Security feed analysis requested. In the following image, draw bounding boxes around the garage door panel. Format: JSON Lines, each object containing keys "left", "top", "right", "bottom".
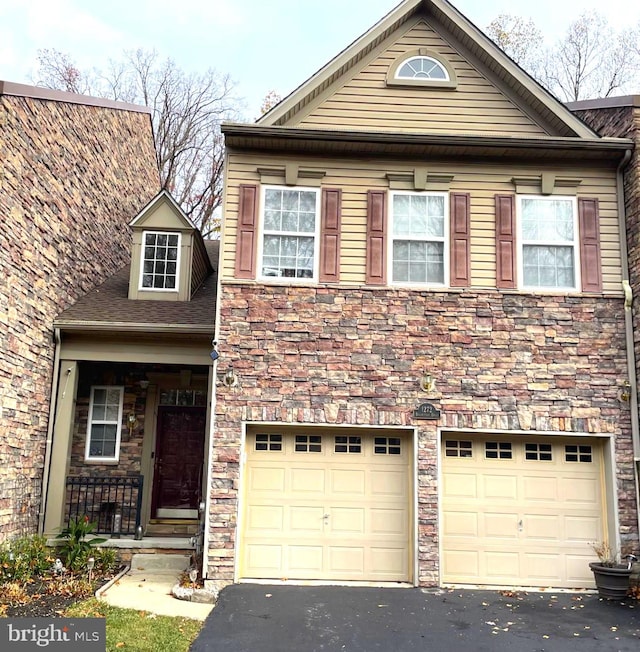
{"left": 249, "top": 467, "right": 286, "bottom": 492}
{"left": 522, "top": 476, "right": 558, "bottom": 501}
{"left": 290, "top": 506, "right": 325, "bottom": 533}
{"left": 485, "top": 551, "right": 519, "bottom": 578}
{"left": 328, "top": 547, "right": 364, "bottom": 573}
{"left": 371, "top": 508, "right": 407, "bottom": 535}
{"left": 442, "top": 511, "right": 478, "bottom": 536}
{"left": 370, "top": 470, "right": 406, "bottom": 497}
{"left": 246, "top": 505, "right": 284, "bottom": 532}
{"left": 523, "top": 553, "right": 562, "bottom": 581}
{"left": 245, "top": 544, "right": 283, "bottom": 573}
{"left": 443, "top": 550, "right": 479, "bottom": 579}
{"left": 289, "top": 546, "right": 324, "bottom": 574}
{"left": 331, "top": 508, "right": 365, "bottom": 534}
{"left": 443, "top": 473, "right": 478, "bottom": 498}
{"left": 442, "top": 435, "right": 605, "bottom": 589}
{"left": 524, "top": 515, "right": 561, "bottom": 540}
{"left": 484, "top": 513, "right": 519, "bottom": 538}
{"left": 370, "top": 548, "right": 408, "bottom": 575}
{"left": 561, "top": 478, "right": 599, "bottom": 504}
{"left": 291, "top": 468, "right": 325, "bottom": 493}
{"left": 483, "top": 475, "right": 518, "bottom": 500}
{"left": 331, "top": 469, "right": 365, "bottom": 495}
{"left": 563, "top": 515, "right": 601, "bottom": 542}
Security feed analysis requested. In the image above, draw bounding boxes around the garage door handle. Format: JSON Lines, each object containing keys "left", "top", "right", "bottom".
{"left": 518, "top": 520, "right": 523, "bottom": 532}
{"left": 323, "top": 513, "right": 330, "bottom": 520}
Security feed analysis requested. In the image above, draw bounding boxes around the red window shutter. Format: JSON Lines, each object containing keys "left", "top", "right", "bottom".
{"left": 319, "top": 188, "right": 342, "bottom": 283}
{"left": 495, "top": 195, "right": 516, "bottom": 289}
{"left": 366, "top": 190, "right": 387, "bottom": 285}
{"left": 578, "top": 197, "right": 602, "bottom": 292}
{"left": 450, "top": 192, "right": 471, "bottom": 287}
{"left": 234, "top": 185, "right": 258, "bottom": 279}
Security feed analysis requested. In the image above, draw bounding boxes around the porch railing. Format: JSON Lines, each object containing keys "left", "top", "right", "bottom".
{"left": 65, "top": 476, "right": 143, "bottom": 536}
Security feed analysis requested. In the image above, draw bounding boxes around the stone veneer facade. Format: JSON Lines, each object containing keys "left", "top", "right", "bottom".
{"left": 572, "top": 102, "right": 640, "bottom": 422}
{"left": 0, "top": 84, "right": 159, "bottom": 538}
{"left": 210, "top": 284, "right": 638, "bottom": 585}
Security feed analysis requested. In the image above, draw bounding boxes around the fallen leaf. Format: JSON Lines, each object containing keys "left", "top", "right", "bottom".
{"left": 611, "top": 626, "right": 618, "bottom": 631}
{"left": 116, "top": 643, "right": 125, "bottom": 649}
{"left": 543, "top": 635, "right": 549, "bottom": 639}
{"left": 265, "top": 593, "right": 272, "bottom": 598}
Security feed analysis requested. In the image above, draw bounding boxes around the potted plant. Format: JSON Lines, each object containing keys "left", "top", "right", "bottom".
{"left": 589, "top": 542, "right": 636, "bottom": 600}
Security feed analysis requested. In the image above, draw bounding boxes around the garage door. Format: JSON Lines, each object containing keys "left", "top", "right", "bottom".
{"left": 239, "top": 429, "right": 412, "bottom": 582}
{"left": 441, "top": 435, "right": 605, "bottom": 589}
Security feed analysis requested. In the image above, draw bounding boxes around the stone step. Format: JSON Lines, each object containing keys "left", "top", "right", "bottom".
{"left": 145, "top": 521, "right": 199, "bottom": 537}
{"left": 130, "top": 553, "right": 191, "bottom": 573}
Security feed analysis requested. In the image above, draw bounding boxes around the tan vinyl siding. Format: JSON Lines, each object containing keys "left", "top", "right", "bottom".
{"left": 221, "top": 153, "right": 622, "bottom": 295}
{"left": 295, "top": 20, "right": 549, "bottom": 137}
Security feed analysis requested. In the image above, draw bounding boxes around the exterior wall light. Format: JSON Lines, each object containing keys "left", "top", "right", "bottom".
{"left": 620, "top": 380, "right": 632, "bottom": 402}
{"left": 223, "top": 366, "right": 238, "bottom": 388}
{"left": 127, "top": 413, "right": 138, "bottom": 436}
{"left": 420, "top": 372, "right": 435, "bottom": 393}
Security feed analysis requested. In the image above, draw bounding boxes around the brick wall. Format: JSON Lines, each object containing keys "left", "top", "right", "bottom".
{"left": 0, "top": 91, "right": 159, "bottom": 538}
{"left": 210, "top": 284, "right": 638, "bottom": 585}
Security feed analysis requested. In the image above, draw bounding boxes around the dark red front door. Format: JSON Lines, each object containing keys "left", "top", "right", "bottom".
{"left": 152, "top": 407, "right": 206, "bottom": 517}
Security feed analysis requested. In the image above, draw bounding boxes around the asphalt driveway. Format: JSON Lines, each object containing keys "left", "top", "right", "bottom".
{"left": 190, "top": 584, "right": 640, "bottom": 652}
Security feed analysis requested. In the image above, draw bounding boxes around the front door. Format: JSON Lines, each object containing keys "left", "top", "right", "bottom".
{"left": 152, "top": 406, "right": 206, "bottom": 519}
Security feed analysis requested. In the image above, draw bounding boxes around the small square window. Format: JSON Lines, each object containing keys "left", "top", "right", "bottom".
{"left": 295, "top": 435, "right": 322, "bottom": 453}
{"left": 335, "top": 436, "right": 361, "bottom": 453}
{"left": 445, "top": 440, "right": 473, "bottom": 458}
{"left": 485, "top": 442, "right": 512, "bottom": 459}
{"left": 139, "top": 231, "right": 181, "bottom": 291}
{"left": 565, "top": 444, "right": 592, "bottom": 463}
{"left": 374, "top": 437, "right": 401, "bottom": 455}
{"left": 255, "top": 434, "right": 282, "bottom": 452}
{"left": 525, "top": 443, "right": 553, "bottom": 461}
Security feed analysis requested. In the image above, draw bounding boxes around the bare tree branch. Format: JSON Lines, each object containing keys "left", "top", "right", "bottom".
{"left": 34, "top": 48, "right": 240, "bottom": 237}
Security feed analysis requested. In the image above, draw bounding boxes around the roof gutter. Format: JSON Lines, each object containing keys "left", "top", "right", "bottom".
{"left": 222, "top": 123, "right": 633, "bottom": 154}
{"left": 53, "top": 321, "right": 214, "bottom": 334}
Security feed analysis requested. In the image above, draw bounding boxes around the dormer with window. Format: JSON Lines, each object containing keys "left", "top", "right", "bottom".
{"left": 128, "top": 190, "right": 212, "bottom": 301}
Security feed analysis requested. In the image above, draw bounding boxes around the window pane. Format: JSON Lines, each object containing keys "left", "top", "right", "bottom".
{"left": 265, "top": 189, "right": 282, "bottom": 210}
{"left": 523, "top": 245, "right": 575, "bottom": 288}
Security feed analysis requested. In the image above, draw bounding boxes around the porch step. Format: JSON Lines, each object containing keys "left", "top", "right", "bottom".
{"left": 130, "top": 553, "right": 191, "bottom": 573}
{"left": 146, "top": 520, "right": 199, "bottom": 537}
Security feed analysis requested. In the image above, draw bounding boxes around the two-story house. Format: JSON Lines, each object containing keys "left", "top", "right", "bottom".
{"left": 0, "top": 81, "right": 159, "bottom": 539}
{"left": 208, "top": 0, "right": 639, "bottom": 591}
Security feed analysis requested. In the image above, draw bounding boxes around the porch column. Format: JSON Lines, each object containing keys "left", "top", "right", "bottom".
{"left": 42, "top": 360, "right": 79, "bottom": 536}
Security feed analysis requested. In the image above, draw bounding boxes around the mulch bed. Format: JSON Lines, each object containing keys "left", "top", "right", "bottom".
{"left": 1, "top": 571, "right": 122, "bottom": 618}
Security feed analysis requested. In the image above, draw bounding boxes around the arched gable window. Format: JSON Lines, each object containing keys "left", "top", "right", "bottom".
{"left": 387, "top": 50, "right": 457, "bottom": 89}
{"left": 396, "top": 56, "right": 448, "bottom": 81}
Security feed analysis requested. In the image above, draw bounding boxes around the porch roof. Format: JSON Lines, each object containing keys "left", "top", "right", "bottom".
{"left": 55, "top": 241, "right": 218, "bottom": 333}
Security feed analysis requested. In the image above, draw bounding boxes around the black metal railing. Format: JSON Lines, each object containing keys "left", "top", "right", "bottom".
{"left": 65, "top": 476, "right": 143, "bottom": 536}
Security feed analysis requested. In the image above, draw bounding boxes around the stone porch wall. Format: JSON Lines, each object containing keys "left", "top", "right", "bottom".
{"left": 0, "top": 92, "right": 159, "bottom": 538}
{"left": 208, "top": 284, "right": 639, "bottom": 586}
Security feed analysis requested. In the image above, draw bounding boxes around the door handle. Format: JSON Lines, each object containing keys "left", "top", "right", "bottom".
{"left": 518, "top": 519, "right": 523, "bottom": 532}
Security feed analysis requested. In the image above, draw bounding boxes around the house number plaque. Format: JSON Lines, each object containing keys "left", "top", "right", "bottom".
{"left": 413, "top": 403, "right": 441, "bottom": 420}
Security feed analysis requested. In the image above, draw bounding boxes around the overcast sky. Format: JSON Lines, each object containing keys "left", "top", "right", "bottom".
{"left": 1, "top": 0, "right": 639, "bottom": 118}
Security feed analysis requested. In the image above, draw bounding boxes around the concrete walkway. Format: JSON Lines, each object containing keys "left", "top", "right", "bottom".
{"left": 98, "top": 554, "right": 214, "bottom": 621}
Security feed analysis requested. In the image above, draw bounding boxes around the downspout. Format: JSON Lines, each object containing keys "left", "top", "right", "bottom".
{"left": 616, "top": 149, "right": 640, "bottom": 542}
{"left": 38, "top": 328, "right": 62, "bottom": 534}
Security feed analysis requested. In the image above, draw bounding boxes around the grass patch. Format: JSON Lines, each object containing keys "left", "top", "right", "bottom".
{"left": 65, "top": 598, "right": 203, "bottom": 652}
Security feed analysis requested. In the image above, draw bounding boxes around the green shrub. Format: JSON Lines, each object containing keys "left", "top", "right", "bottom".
{"left": 55, "top": 516, "right": 107, "bottom": 569}
{"left": 0, "top": 534, "right": 54, "bottom": 582}
{"left": 69, "top": 546, "right": 118, "bottom": 574}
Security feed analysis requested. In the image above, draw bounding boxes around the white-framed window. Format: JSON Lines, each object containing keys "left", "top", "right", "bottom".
{"left": 259, "top": 186, "right": 320, "bottom": 281}
{"left": 389, "top": 191, "right": 448, "bottom": 286}
{"left": 396, "top": 56, "right": 449, "bottom": 81}
{"left": 139, "top": 231, "right": 181, "bottom": 291}
{"left": 518, "top": 196, "right": 579, "bottom": 290}
{"left": 85, "top": 386, "right": 124, "bottom": 462}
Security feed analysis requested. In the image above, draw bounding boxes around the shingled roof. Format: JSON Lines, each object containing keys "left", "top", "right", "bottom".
{"left": 55, "top": 240, "right": 219, "bottom": 333}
